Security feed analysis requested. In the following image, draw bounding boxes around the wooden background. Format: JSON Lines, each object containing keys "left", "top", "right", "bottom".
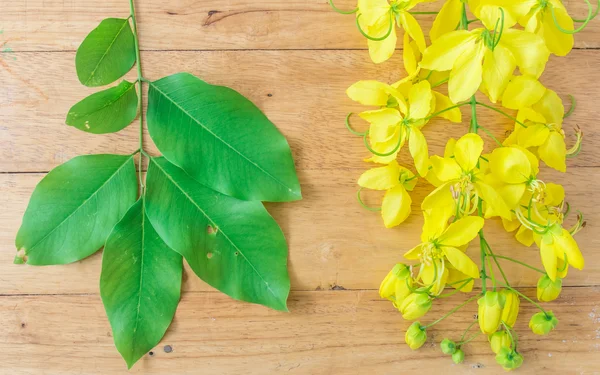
{"left": 1, "top": 0, "right": 599, "bottom": 373}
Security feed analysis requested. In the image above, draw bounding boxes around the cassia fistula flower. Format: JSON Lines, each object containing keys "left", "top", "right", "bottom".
{"left": 478, "top": 291, "right": 506, "bottom": 334}
{"left": 379, "top": 263, "right": 412, "bottom": 300}
{"left": 398, "top": 292, "right": 432, "bottom": 320}
{"left": 358, "top": 161, "right": 417, "bottom": 228}
{"left": 405, "top": 321, "right": 427, "bottom": 350}
{"left": 500, "top": 289, "right": 520, "bottom": 327}
{"left": 529, "top": 311, "right": 558, "bottom": 335}
{"left": 537, "top": 274, "right": 562, "bottom": 302}
{"left": 489, "top": 331, "right": 512, "bottom": 354}
{"left": 533, "top": 224, "right": 584, "bottom": 281}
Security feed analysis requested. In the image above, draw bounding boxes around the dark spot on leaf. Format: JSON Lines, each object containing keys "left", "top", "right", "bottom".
{"left": 149, "top": 351, "right": 154, "bottom": 356}
{"left": 208, "top": 10, "right": 221, "bottom": 16}
{"left": 164, "top": 345, "right": 173, "bottom": 353}
{"left": 267, "top": 93, "right": 273, "bottom": 97}
{"left": 206, "top": 252, "right": 213, "bottom": 259}
{"left": 234, "top": 251, "right": 239, "bottom": 256}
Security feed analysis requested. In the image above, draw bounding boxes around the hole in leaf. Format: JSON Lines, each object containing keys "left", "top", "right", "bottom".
{"left": 206, "top": 252, "right": 213, "bottom": 259}
{"left": 234, "top": 251, "right": 239, "bottom": 256}
{"left": 207, "top": 225, "right": 218, "bottom": 235}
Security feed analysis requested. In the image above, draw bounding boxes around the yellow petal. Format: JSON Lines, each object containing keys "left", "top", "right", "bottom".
{"left": 442, "top": 246, "right": 480, "bottom": 279}
{"left": 532, "top": 89, "right": 564, "bottom": 129}
{"left": 517, "top": 123, "right": 550, "bottom": 148}
{"left": 360, "top": 108, "right": 402, "bottom": 143}
{"left": 496, "top": 182, "right": 527, "bottom": 210}
{"left": 538, "top": 132, "right": 566, "bottom": 173}
{"left": 544, "top": 183, "right": 565, "bottom": 206}
{"left": 408, "top": 80, "right": 433, "bottom": 120}
{"left": 438, "top": 216, "right": 484, "bottom": 247}
{"left": 368, "top": 20, "right": 398, "bottom": 64}
{"left": 430, "top": 0, "right": 463, "bottom": 41}
{"left": 502, "top": 215, "right": 521, "bottom": 232}
{"left": 500, "top": 28, "right": 550, "bottom": 78}
{"left": 432, "top": 92, "right": 462, "bottom": 123}
{"left": 408, "top": 127, "right": 430, "bottom": 177}
{"left": 539, "top": 236, "right": 558, "bottom": 281}
{"left": 366, "top": 129, "right": 404, "bottom": 164}
{"left": 430, "top": 155, "right": 462, "bottom": 182}
{"left": 420, "top": 30, "right": 478, "bottom": 71}
{"left": 474, "top": 3, "right": 518, "bottom": 30}
{"left": 444, "top": 138, "right": 457, "bottom": 158}
{"left": 502, "top": 75, "right": 546, "bottom": 110}
{"left": 541, "top": 4, "right": 574, "bottom": 56}
{"left": 448, "top": 41, "right": 485, "bottom": 103}
{"left": 399, "top": 11, "right": 426, "bottom": 52}
{"left": 358, "top": 160, "right": 401, "bottom": 190}
{"left": 382, "top": 185, "right": 412, "bottom": 228}
{"left": 421, "top": 185, "right": 456, "bottom": 234}
{"left": 402, "top": 32, "right": 419, "bottom": 76}
{"left": 446, "top": 267, "right": 475, "bottom": 292}
{"left": 404, "top": 243, "right": 423, "bottom": 260}
{"left": 489, "top": 147, "right": 532, "bottom": 184}
{"left": 482, "top": 45, "right": 516, "bottom": 103}
{"left": 554, "top": 228, "right": 584, "bottom": 270}
{"left": 515, "top": 225, "right": 534, "bottom": 247}
{"left": 358, "top": 0, "right": 391, "bottom": 25}
{"left": 455, "top": 133, "right": 484, "bottom": 172}
{"left": 475, "top": 181, "right": 512, "bottom": 220}
{"left": 347, "top": 80, "right": 392, "bottom": 106}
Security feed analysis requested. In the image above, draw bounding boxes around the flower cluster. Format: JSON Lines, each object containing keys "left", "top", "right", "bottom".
{"left": 331, "top": 0, "right": 597, "bottom": 370}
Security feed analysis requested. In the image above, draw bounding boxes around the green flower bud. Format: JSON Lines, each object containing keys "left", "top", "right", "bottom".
{"left": 452, "top": 349, "right": 465, "bottom": 364}
{"left": 398, "top": 292, "right": 432, "bottom": 320}
{"left": 379, "top": 263, "right": 411, "bottom": 300}
{"left": 405, "top": 322, "right": 427, "bottom": 350}
{"left": 537, "top": 275, "right": 562, "bottom": 302}
{"left": 478, "top": 291, "right": 506, "bottom": 334}
{"left": 440, "top": 338, "right": 457, "bottom": 355}
{"left": 529, "top": 311, "right": 558, "bottom": 335}
{"left": 500, "top": 289, "right": 520, "bottom": 327}
{"left": 489, "top": 331, "right": 512, "bottom": 354}
{"left": 495, "top": 347, "right": 524, "bottom": 371}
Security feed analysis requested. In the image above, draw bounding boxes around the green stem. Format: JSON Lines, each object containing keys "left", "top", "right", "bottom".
{"left": 572, "top": 0, "right": 600, "bottom": 22}
{"left": 328, "top": 0, "right": 358, "bottom": 14}
{"left": 423, "top": 102, "right": 470, "bottom": 121}
{"left": 482, "top": 238, "right": 510, "bottom": 285}
{"left": 478, "top": 201, "right": 488, "bottom": 294}
{"left": 564, "top": 94, "right": 576, "bottom": 118}
{"left": 431, "top": 77, "right": 449, "bottom": 88}
{"left": 345, "top": 112, "right": 367, "bottom": 136}
{"left": 129, "top": 0, "right": 144, "bottom": 192}
{"left": 492, "top": 255, "right": 546, "bottom": 274}
{"left": 469, "top": 96, "right": 479, "bottom": 133}
{"left": 410, "top": 11, "right": 439, "bottom": 15}
{"left": 424, "top": 294, "right": 481, "bottom": 329}
{"left": 552, "top": 0, "right": 595, "bottom": 33}
{"left": 356, "top": 188, "right": 382, "bottom": 212}
{"left": 476, "top": 101, "right": 528, "bottom": 128}
{"left": 460, "top": 320, "right": 477, "bottom": 342}
{"left": 478, "top": 125, "right": 503, "bottom": 147}
{"left": 501, "top": 321, "right": 518, "bottom": 351}
{"left": 459, "top": 331, "right": 482, "bottom": 346}
{"left": 504, "top": 285, "right": 549, "bottom": 315}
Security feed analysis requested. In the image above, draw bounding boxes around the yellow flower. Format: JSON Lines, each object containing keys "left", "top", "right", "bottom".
{"left": 537, "top": 274, "right": 562, "bottom": 302}
{"left": 358, "top": 80, "right": 434, "bottom": 174}
{"left": 500, "top": 289, "right": 520, "bottom": 327}
{"left": 379, "top": 263, "right": 412, "bottom": 300}
{"left": 503, "top": 78, "right": 568, "bottom": 172}
{"left": 534, "top": 224, "right": 584, "bottom": 281}
{"left": 398, "top": 292, "right": 432, "bottom": 320}
{"left": 420, "top": 22, "right": 550, "bottom": 103}
{"left": 404, "top": 214, "right": 483, "bottom": 280}
{"left": 529, "top": 311, "right": 558, "bottom": 335}
{"left": 478, "top": 291, "right": 505, "bottom": 334}
{"left": 489, "top": 331, "right": 512, "bottom": 354}
{"left": 423, "top": 133, "right": 512, "bottom": 220}
{"left": 357, "top": 0, "right": 428, "bottom": 63}
{"left": 358, "top": 161, "right": 417, "bottom": 228}
{"left": 405, "top": 321, "right": 427, "bottom": 350}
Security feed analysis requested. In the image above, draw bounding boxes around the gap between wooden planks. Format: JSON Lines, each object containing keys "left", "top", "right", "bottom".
{"left": 1, "top": 288, "right": 600, "bottom": 374}
{"left": 0, "top": 0, "right": 598, "bottom": 51}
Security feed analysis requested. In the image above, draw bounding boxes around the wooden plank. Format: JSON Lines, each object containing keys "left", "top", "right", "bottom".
{"left": 0, "top": 50, "right": 599, "bottom": 173}
{"left": 0, "top": 0, "right": 599, "bottom": 52}
{"left": 1, "top": 166, "right": 598, "bottom": 295}
{"left": 0, "top": 288, "right": 599, "bottom": 374}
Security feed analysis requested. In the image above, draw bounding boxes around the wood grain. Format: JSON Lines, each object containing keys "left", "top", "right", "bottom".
{"left": 1, "top": 50, "right": 599, "bottom": 173}
{"left": 0, "top": 0, "right": 598, "bottom": 52}
{"left": 1, "top": 288, "right": 599, "bottom": 374}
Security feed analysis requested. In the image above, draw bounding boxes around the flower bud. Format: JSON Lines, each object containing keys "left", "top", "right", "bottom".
{"left": 537, "top": 275, "right": 562, "bottom": 302}
{"left": 379, "top": 263, "right": 411, "bottom": 300}
{"left": 440, "top": 338, "right": 457, "bottom": 355}
{"left": 500, "top": 289, "right": 520, "bottom": 327}
{"left": 529, "top": 311, "right": 558, "bottom": 335}
{"left": 452, "top": 349, "right": 465, "bottom": 364}
{"left": 398, "top": 293, "right": 432, "bottom": 320}
{"left": 405, "top": 322, "right": 427, "bottom": 350}
{"left": 477, "top": 291, "right": 506, "bottom": 334}
{"left": 489, "top": 331, "right": 511, "bottom": 354}
{"left": 495, "top": 347, "right": 524, "bottom": 371}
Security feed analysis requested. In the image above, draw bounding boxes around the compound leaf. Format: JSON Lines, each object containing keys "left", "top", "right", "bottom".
{"left": 100, "top": 198, "right": 182, "bottom": 369}
{"left": 76, "top": 18, "right": 136, "bottom": 87}
{"left": 147, "top": 72, "right": 301, "bottom": 202}
{"left": 145, "top": 157, "right": 290, "bottom": 311}
{"left": 15, "top": 154, "right": 138, "bottom": 265}
{"left": 66, "top": 80, "right": 138, "bottom": 134}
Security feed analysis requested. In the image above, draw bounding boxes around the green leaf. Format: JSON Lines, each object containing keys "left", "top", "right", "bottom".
{"left": 100, "top": 198, "right": 182, "bottom": 369}
{"left": 76, "top": 18, "right": 136, "bottom": 87}
{"left": 66, "top": 80, "right": 138, "bottom": 134}
{"left": 145, "top": 157, "right": 290, "bottom": 311}
{"left": 15, "top": 154, "right": 138, "bottom": 265}
{"left": 147, "top": 72, "right": 301, "bottom": 202}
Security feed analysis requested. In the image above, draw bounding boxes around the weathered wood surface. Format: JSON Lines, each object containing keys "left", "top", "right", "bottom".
{"left": 1, "top": 0, "right": 600, "bottom": 373}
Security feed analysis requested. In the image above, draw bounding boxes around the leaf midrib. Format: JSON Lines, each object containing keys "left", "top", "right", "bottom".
{"left": 129, "top": 197, "right": 146, "bottom": 367}
{"left": 83, "top": 19, "right": 130, "bottom": 86}
{"left": 149, "top": 81, "right": 297, "bottom": 196}
{"left": 150, "top": 158, "right": 282, "bottom": 306}
{"left": 23, "top": 155, "right": 134, "bottom": 255}
{"left": 70, "top": 82, "right": 135, "bottom": 122}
